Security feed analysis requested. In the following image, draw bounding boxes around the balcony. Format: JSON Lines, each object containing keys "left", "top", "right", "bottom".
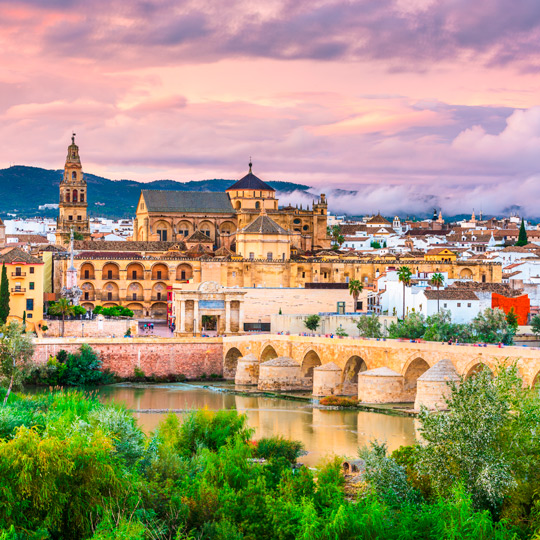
{"left": 151, "top": 296, "right": 167, "bottom": 302}
{"left": 11, "top": 288, "right": 26, "bottom": 294}
{"left": 151, "top": 275, "right": 168, "bottom": 281}
{"left": 11, "top": 272, "right": 26, "bottom": 277}
{"left": 126, "top": 295, "right": 145, "bottom": 302}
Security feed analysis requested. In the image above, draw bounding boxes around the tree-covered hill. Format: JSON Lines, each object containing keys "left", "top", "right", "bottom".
{"left": 0, "top": 165, "right": 310, "bottom": 219}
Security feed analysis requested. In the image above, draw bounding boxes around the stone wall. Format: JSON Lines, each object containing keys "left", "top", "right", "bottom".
{"left": 270, "top": 314, "right": 397, "bottom": 335}
{"left": 33, "top": 337, "right": 223, "bottom": 378}
{"left": 42, "top": 318, "right": 138, "bottom": 338}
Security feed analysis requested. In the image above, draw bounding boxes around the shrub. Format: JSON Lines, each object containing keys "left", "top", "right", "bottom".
{"left": 254, "top": 436, "right": 304, "bottom": 464}
{"left": 356, "top": 314, "right": 382, "bottom": 338}
{"left": 304, "top": 314, "right": 321, "bottom": 332}
{"left": 319, "top": 396, "right": 358, "bottom": 407}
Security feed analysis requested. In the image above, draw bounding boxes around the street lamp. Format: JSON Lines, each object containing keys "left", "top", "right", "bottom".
{"left": 81, "top": 322, "right": 84, "bottom": 338}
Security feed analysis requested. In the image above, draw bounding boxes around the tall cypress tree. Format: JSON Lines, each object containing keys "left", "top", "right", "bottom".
{"left": 516, "top": 219, "right": 528, "bottom": 247}
{"left": 0, "top": 262, "right": 9, "bottom": 324}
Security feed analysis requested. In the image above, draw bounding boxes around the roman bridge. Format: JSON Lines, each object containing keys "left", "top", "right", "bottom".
{"left": 223, "top": 335, "right": 540, "bottom": 408}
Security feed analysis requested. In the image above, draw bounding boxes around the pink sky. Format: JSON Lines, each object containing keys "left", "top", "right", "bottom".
{"left": 2, "top": 0, "right": 540, "bottom": 215}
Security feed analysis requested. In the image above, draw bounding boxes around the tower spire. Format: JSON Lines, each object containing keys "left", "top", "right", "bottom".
{"left": 249, "top": 157, "right": 252, "bottom": 173}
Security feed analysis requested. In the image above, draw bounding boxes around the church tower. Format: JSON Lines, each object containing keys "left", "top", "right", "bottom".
{"left": 57, "top": 134, "right": 90, "bottom": 245}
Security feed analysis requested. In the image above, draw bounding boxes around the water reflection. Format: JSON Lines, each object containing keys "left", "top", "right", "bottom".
{"left": 98, "top": 383, "right": 416, "bottom": 466}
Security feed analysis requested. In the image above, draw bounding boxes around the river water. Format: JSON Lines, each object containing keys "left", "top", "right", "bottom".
{"left": 98, "top": 383, "right": 416, "bottom": 465}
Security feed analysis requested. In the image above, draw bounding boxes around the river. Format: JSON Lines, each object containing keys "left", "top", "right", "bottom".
{"left": 98, "top": 383, "right": 416, "bottom": 465}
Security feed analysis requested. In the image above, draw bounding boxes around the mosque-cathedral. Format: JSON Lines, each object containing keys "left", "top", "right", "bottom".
{"left": 54, "top": 137, "right": 501, "bottom": 321}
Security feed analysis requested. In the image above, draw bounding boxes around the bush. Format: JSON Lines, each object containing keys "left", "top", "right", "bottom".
{"left": 319, "top": 396, "right": 358, "bottom": 407}
{"left": 304, "top": 314, "right": 321, "bottom": 332}
{"left": 356, "top": 314, "right": 382, "bottom": 338}
{"left": 253, "top": 436, "right": 304, "bottom": 464}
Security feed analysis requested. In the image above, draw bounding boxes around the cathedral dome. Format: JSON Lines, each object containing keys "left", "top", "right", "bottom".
{"left": 227, "top": 162, "right": 275, "bottom": 192}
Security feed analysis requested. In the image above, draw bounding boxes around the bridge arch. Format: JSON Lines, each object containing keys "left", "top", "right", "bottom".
{"left": 301, "top": 350, "right": 321, "bottom": 378}
{"left": 342, "top": 355, "right": 368, "bottom": 384}
{"left": 463, "top": 359, "right": 493, "bottom": 379}
{"left": 260, "top": 344, "right": 278, "bottom": 363}
{"left": 403, "top": 357, "right": 430, "bottom": 398}
{"left": 224, "top": 347, "right": 242, "bottom": 379}
{"left": 532, "top": 370, "right": 540, "bottom": 388}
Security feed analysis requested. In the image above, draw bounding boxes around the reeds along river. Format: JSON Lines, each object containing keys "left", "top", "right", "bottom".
{"left": 97, "top": 383, "right": 416, "bottom": 465}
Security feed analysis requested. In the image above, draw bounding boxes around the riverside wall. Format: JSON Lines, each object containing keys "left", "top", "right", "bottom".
{"left": 33, "top": 337, "right": 223, "bottom": 378}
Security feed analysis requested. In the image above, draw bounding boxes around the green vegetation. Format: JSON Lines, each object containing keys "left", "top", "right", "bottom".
{"left": 397, "top": 266, "right": 412, "bottom": 319}
{"left": 26, "top": 345, "right": 115, "bottom": 387}
{"left": 388, "top": 307, "right": 515, "bottom": 344}
{"left": 335, "top": 325, "right": 348, "bottom": 337}
{"left": 0, "top": 322, "right": 34, "bottom": 405}
{"left": 0, "top": 263, "right": 9, "bottom": 325}
{"left": 347, "top": 279, "right": 363, "bottom": 310}
{"left": 429, "top": 272, "right": 445, "bottom": 312}
{"left": 356, "top": 314, "right": 383, "bottom": 338}
{"left": 48, "top": 298, "right": 76, "bottom": 337}
{"left": 531, "top": 314, "right": 540, "bottom": 337}
{"left": 370, "top": 240, "right": 381, "bottom": 249}
{"left": 93, "top": 305, "right": 134, "bottom": 318}
{"left": 0, "top": 378, "right": 537, "bottom": 539}
{"left": 506, "top": 307, "right": 519, "bottom": 333}
{"left": 304, "top": 314, "right": 321, "bottom": 331}
{"left": 328, "top": 225, "right": 344, "bottom": 247}
{"left": 516, "top": 218, "right": 528, "bottom": 246}
{"left": 319, "top": 396, "right": 359, "bottom": 407}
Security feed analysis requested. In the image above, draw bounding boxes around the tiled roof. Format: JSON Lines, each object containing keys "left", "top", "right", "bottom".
{"left": 74, "top": 240, "right": 182, "bottom": 251}
{"left": 242, "top": 214, "right": 288, "bottom": 235}
{"left": 78, "top": 251, "right": 143, "bottom": 259}
{"left": 0, "top": 247, "right": 42, "bottom": 264}
{"left": 142, "top": 190, "right": 234, "bottom": 213}
{"left": 424, "top": 289, "right": 478, "bottom": 301}
{"left": 186, "top": 230, "right": 213, "bottom": 243}
{"left": 449, "top": 281, "right": 524, "bottom": 297}
{"left": 367, "top": 213, "right": 391, "bottom": 225}
{"left": 227, "top": 167, "right": 275, "bottom": 192}
{"left": 6, "top": 234, "right": 49, "bottom": 243}
{"left": 426, "top": 247, "right": 456, "bottom": 255}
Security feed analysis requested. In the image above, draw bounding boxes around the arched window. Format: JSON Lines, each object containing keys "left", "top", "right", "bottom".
{"left": 255, "top": 201, "right": 261, "bottom": 209}
{"left": 80, "top": 192, "right": 85, "bottom": 203}
{"left": 72, "top": 171, "right": 77, "bottom": 180}
{"left": 235, "top": 201, "right": 241, "bottom": 210}
{"left": 66, "top": 191, "right": 71, "bottom": 202}
{"left": 72, "top": 189, "right": 78, "bottom": 202}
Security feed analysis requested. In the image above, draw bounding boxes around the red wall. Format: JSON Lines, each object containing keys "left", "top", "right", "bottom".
{"left": 492, "top": 293, "right": 530, "bottom": 325}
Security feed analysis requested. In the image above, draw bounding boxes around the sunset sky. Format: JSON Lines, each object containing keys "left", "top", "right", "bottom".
{"left": 2, "top": 0, "right": 540, "bottom": 215}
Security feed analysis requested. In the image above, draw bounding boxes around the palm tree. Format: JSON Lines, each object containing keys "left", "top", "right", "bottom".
{"left": 348, "top": 279, "right": 363, "bottom": 311}
{"left": 49, "top": 298, "right": 75, "bottom": 337}
{"left": 430, "top": 273, "right": 445, "bottom": 313}
{"left": 397, "top": 266, "right": 412, "bottom": 319}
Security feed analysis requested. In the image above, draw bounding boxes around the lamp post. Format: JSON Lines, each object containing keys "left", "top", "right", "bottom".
{"left": 81, "top": 322, "right": 84, "bottom": 338}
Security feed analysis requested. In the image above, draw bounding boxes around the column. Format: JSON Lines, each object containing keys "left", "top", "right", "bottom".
{"left": 180, "top": 300, "right": 186, "bottom": 333}
{"left": 193, "top": 300, "right": 199, "bottom": 335}
{"left": 225, "top": 300, "right": 231, "bottom": 333}
{"left": 238, "top": 300, "right": 244, "bottom": 334}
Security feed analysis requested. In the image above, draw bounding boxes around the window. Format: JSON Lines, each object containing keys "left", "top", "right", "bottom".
{"left": 158, "top": 229, "right": 168, "bottom": 241}
{"left": 107, "top": 292, "right": 112, "bottom": 301}
{"left": 444, "top": 303, "right": 447, "bottom": 308}
{"left": 107, "top": 270, "right": 113, "bottom": 279}
{"left": 249, "top": 252, "right": 255, "bottom": 260}
{"left": 232, "top": 271, "right": 236, "bottom": 277}
{"left": 69, "top": 215, "right": 73, "bottom": 221}
{"left": 27, "top": 313, "right": 32, "bottom": 318}
{"left": 80, "top": 192, "right": 85, "bottom": 202}
{"left": 72, "top": 171, "right": 76, "bottom": 179}
{"left": 457, "top": 303, "right": 461, "bottom": 307}
{"left": 255, "top": 201, "right": 260, "bottom": 209}
{"left": 202, "top": 229, "right": 210, "bottom": 237}
{"left": 157, "top": 292, "right": 162, "bottom": 300}
{"left": 467, "top": 303, "right": 472, "bottom": 307}
{"left": 356, "top": 301, "right": 363, "bottom": 311}
{"left": 84, "top": 270, "right": 89, "bottom": 278}
{"left": 84, "top": 292, "right": 89, "bottom": 300}
{"left": 156, "top": 270, "right": 162, "bottom": 279}
{"left": 181, "top": 271, "right": 186, "bottom": 280}
{"left": 132, "top": 293, "right": 137, "bottom": 300}
{"left": 302, "top": 272, "right": 306, "bottom": 278}
{"left": 29, "top": 267, "right": 34, "bottom": 274}
{"left": 15, "top": 267, "right": 22, "bottom": 276}
{"left": 26, "top": 299, "right": 34, "bottom": 311}
{"left": 267, "top": 252, "right": 273, "bottom": 260}
{"left": 131, "top": 271, "right": 137, "bottom": 279}
{"left": 77, "top": 215, "right": 82, "bottom": 221}
{"left": 29, "top": 282, "right": 34, "bottom": 290}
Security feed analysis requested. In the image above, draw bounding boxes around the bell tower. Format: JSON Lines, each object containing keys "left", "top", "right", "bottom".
{"left": 57, "top": 133, "right": 90, "bottom": 245}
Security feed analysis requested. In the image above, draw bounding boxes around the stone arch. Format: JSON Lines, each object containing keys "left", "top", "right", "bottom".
{"left": 176, "top": 263, "right": 193, "bottom": 281}
{"left": 176, "top": 220, "right": 193, "bottom": 238}
{"left": 151, "top": 281, "right": 168, "bottom": 301}
{"left": 150, "top": 302, "right": 167, "bottom": 319}
{"left": 127, "top": 281, "right": 144, "bottom": 301}
{"left": 224, "top": 347, "right": 242, "bottom": 379}
{"left": 342, "top": 355, "right": 368, "bottom": 384}
{"left": 72, "top": 189, "right": 78, "bottom": 202}
{"left": 460, "top": 268, "right": 473, "bottom": 279}
{"left": 126, "top": 262, "right": 145, "bottom": 280}
{"left": 151, "top": 263, "right": 169, "bottom": 280}
{"left": 102, "top": 302, "right": 118, "bottom": 308}
{"left": 198, "top": 220, "right": 215, "bottom": 240}
{"left": 301, "top": 350, "right": 322, "bottom": 378}
{"left": 532, "top": 370, "right": 540, "bottom": 388}
{"left": 101, "top": 262, "right": 120, "bottom": 280}
{"left": 235, "top": 201, "right": 241, "bottom": 210}
{"left": 80, "top": 262, "right": 95, "bottom": 280}
{"left": 81, "top": 282, "right": 95, "bottom": 302}
{"left": 81, "top": 302, "right": 94, "bottom": 311}
{"left": 126, "top": 303, "right": 144, "bottom": 318}
{"left": 403, "top": 357, "right": 430, "bottom": 395}
{"left": 260, "top": 344, "right": 278, "bottom": 363}
{"left": 102, "top": 281, "right": 119, "bottom": 301}
{"left": 465, "top": 361, "right": 493, "bottom": 379}
{"left": 219, "top": 221, "right": 236, "bottom": 235}
{"left": 154, "top": 219, "right": 173, "bottom": 242}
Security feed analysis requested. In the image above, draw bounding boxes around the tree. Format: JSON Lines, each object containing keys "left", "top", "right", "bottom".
{"left": 531, "top": 314, "right": 540, "bottom": 337}
{"left": 73, "top": 230, "right": 84, "bottom": 241}
{"left": 304, "top": 314, "right": 320, "bottom": 332}
{"left": 48, "top": 298, "right": 75, "bottom": 337}
{"left": 397, "top": 266, "right": 412, "bottom": 319}
{"left": 516, "top": 218, "right": 528, "bottom": 247}
{"left": 471, "top": 307, "right": 513, "bottom": 344}
{"left": 387, "top": 313, "right": 426, "bottom": 339}
{"left": 0, "top": 263, "right": 9, "bottom": 325}
{"left": 348, "top": 279, "right": 363, "bottom": 311}
{"left": 505, "top": 307, "right": 519, "bottom": 333}
{"left": 328, "top": 225, "right": 344, "bottom": 248}
{"left": 0, "top": 321, "right": 35, "bottom": 405}
{"left": 418, "top": 365, "right": 540, "bottom": 517}
{"left": 371, "top": 241, "right": 381, "bottom": 249}
{"left": 429, "top": 273, "right": 445, "bottom": 313}
{"left": 356, "top": 314, "right": 382, "bottom": 338}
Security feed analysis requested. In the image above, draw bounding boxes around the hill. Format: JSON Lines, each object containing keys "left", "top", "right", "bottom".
{"left": 0, "top": 166, "right": 311, "bottom": 219}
